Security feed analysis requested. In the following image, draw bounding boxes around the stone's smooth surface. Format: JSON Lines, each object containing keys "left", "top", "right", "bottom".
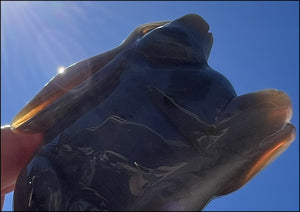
{"left": 11, "top": 20, "right": 169, "bottom": 135}
{"left": 13, "top": 14, "right": 295, "bottom": 211}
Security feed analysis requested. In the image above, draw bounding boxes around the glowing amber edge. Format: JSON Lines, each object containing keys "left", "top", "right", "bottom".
{"left": 244, "top": 123, "right": 296, "bottom": 183}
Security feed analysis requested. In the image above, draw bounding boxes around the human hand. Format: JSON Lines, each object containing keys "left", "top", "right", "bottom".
{"left": 1, "top": 126, "right": 43, "bottom": 210}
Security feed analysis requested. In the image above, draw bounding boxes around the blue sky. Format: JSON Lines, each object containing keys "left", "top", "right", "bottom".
{"left": 1, "top": 1, "right": 299, "bottom": 211}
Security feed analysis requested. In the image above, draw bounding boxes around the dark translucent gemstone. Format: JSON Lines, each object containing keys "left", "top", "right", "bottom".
{"left": 13, "top": 14, "right": 295, "bottom": 211}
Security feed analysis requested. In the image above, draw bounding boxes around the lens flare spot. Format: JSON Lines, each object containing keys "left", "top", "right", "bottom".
{"left": 57, "top": 66, "right": 65, "bottom": 74}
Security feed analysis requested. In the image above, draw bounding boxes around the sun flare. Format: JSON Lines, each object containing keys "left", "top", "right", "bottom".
{"left": 57, "top": 66, "right": 65, "bottom": 74}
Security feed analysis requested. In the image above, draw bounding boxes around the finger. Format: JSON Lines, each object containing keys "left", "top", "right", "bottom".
{"left": 1, "top": 126, "right": 43, "bottom": 195}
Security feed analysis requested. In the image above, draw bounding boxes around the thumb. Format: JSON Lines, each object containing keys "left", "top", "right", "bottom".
{"left": 1, "top": 126, "right": 43, "bottom": 197}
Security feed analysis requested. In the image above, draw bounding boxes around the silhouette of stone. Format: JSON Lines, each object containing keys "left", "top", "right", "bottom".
{"left": 13, "top": 14, "right": 295, "bottom": 211}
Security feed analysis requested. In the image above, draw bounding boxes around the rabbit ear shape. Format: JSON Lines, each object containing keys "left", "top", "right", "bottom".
{"left": 11, "top": 47, "right": 123, "bottom": 133}
{"left": 11, "top": 21, "right": 170, "bottom": 134}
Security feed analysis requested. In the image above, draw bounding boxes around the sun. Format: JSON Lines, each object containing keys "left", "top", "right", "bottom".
{"left": 57, "top": 66, "right": 65, "bottom": 74}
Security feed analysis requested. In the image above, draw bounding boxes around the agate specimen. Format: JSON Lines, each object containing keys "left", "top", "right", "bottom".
{"left": 12, "top": 14, "right": 295, "bottom": 211}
